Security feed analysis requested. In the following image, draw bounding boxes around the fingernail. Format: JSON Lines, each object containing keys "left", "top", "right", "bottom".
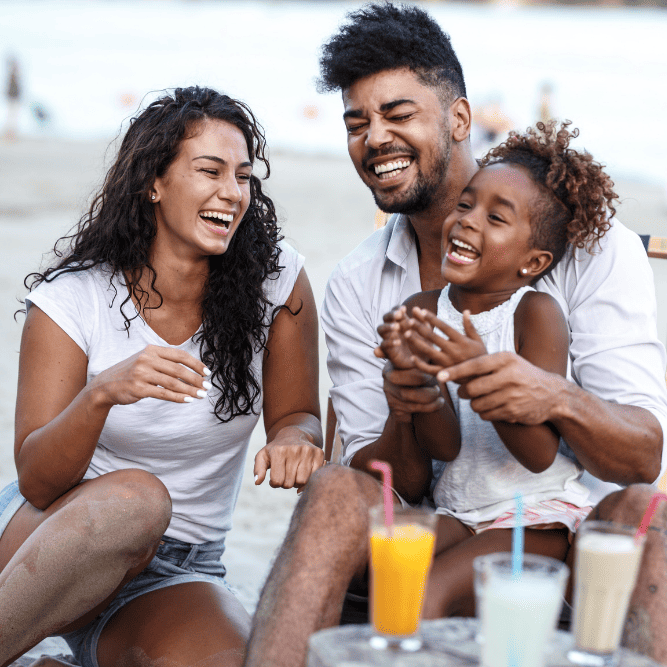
{"left": 203, "top": 367, "right": 212, "bottom": 376}
{"left": 196, "top": 389, "right": 208, "bottom": 398}
{"left": 438, "top": 370, "right": 449, "bottom": 381}
{"left": 183, "top": 396, "right": 194, "bottom": 403}
{"left": 254, "top": 474, "right": 259, "bottom": 483}
{"left": 202, "top": 380, "right": 212, "bottom": 390}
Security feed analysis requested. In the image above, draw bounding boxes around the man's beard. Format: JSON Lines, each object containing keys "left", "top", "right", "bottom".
{"left": 371, "top": 135, "right": 452, "bottom": 215}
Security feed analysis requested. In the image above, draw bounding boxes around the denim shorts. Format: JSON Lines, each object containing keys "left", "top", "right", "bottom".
{"left": 0, "top": 480, "right": 234, "bottom": 667}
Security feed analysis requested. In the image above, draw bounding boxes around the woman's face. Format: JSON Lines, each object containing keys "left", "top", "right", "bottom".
{"left": 151, "top": 118, "right": 252, "bottom": 262}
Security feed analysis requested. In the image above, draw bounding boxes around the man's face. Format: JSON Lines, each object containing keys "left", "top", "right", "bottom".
{"left": 342, "top": 68, "right": 452, "bottom": 215}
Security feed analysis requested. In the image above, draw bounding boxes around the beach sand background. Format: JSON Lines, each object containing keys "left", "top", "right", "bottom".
{"left": 1, "top": 136, "right": 667, "bottom": 661}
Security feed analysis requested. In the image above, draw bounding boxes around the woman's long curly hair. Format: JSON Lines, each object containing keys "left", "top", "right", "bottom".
{"left": 24, "top": 86, "right": 284, "bottom": 423}
{"left": 480, "top": 120, "right": 617, "bottom": 274}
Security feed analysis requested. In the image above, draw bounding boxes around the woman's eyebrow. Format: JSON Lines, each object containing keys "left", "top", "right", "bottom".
{"left": 193, "top": 155, "right": 253, "bottom": 169}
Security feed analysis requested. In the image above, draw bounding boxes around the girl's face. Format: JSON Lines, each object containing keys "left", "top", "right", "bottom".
{"left": 151, "top": 118, "right": 252, "bottom": 263}
{"left": 441, "top": 163, "right": 550, "bottom": 293}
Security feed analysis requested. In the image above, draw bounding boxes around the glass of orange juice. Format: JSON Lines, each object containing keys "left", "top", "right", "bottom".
{"left": 369, "top": 504, "right": 437, "bottom": 651}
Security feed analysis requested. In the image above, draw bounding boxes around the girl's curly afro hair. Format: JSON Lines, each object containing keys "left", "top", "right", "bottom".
{"left": 481, "top": 120, "right": 617, "bottom": 273}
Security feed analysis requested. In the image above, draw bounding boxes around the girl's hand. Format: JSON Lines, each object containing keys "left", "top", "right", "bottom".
{"left": 254, "top": 426, "right": 325, "bottom": 491}
{"left": 89, "top": 345, "right": 211, "bottom": 407}
{"left": 374, "top": 305, "right": 417, "bottom": 370}
{"left": 406, "top": 307, "right": 487, "bottom": 375}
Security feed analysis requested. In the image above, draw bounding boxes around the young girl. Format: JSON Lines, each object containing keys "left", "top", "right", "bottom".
{"left": 377, "top": 121, "right": 617, "bottom": 617}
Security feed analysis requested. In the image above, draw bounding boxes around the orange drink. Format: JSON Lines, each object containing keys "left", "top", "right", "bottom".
{"left": 369, "top": 505, "right": 437, "bottom": 650}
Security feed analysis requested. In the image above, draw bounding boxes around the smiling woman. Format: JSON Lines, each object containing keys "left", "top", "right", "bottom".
{"left": 0, "top": 87, "right": 323, "bottom": 667}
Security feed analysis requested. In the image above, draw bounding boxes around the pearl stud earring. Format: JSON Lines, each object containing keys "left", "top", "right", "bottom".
{"left": 151, "top": 195, "right": 156, "bottom": 200}
{"left": 521, "top": 268, "right": 528, "bottom": 274}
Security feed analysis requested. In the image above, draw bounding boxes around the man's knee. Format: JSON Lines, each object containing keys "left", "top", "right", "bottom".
{"left": 297, "top": 464, "right": 380, "bottom": 535}
{"left": 592, "top": 484, "right": 659, "bottom": 527}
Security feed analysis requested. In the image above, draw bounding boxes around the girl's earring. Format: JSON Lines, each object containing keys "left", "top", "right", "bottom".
{"left": 521, "top": 268, "right": 528, "bottom": 275}
{"left": 151, "top": 194, "right": 156, "bottom": 201}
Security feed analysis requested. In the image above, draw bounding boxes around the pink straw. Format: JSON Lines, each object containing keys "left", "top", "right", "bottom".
{"left": 369, "top": 460, "right": 394, "bottom": 529}
{"left": 634, "top": 492, "right": 667, "bottom": 543}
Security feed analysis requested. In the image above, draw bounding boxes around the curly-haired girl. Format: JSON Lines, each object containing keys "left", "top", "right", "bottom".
{"left": 377, "top": 121, "right": 616, "bottom": 615}
{"left": 0, "top": 86, "right": 322, "bottom": 666}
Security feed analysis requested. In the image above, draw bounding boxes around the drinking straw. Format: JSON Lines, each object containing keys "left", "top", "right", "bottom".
{"left": 369, "top": 460, "right": 394, "bottom": 529}
{"left": 635, "top": 492, "right": 667, "bottom": 544}
{"left": 658, "top": 470, "right": 667, "bottom": 494}
{"left": 512, "top": 492, "right": 524, "bottom": 578}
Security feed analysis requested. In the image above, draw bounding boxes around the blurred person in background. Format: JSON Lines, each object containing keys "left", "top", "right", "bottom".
{"left": 0, "top": 85, "right": 323, "bottom": 667}
{"left": 3, "top": 56, "right": 21, "bottom": 141}
{"left": 243, "top": 4, "right": 667, "bottom": 667}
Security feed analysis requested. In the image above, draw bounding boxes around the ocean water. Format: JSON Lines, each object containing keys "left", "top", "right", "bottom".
{"left": 1, "top": 0, "right": 666, "bottom": 186}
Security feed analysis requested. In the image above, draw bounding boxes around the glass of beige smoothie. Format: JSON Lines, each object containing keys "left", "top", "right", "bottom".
{"left": 568, "top": 521, "right": 646, "bottom": 666}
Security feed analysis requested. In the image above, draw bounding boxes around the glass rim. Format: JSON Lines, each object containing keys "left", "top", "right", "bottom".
{"left": 576, "top": 520, "right": 639, "bottom": 537}
{"left": 473, "top": 551, "right": 569, "bottom": 575}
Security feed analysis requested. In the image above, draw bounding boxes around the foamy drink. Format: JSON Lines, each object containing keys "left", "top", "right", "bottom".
{"left": 571, "top": 524, "right": 644, "bottom": 663}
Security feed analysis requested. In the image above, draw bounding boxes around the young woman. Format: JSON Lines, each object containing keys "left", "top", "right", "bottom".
{"left": 0, "top": 86, "right": 322, "bottom": 667}
{"left": 377, "top": 121, "right": 616, "bottom": 617}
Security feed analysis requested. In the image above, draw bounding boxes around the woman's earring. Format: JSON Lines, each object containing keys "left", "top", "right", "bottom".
{"left": 521, "top": 268, "right": 528, "bottom": 275}
{"left": 151, "top": 194, "right": 156, "bottom": 200}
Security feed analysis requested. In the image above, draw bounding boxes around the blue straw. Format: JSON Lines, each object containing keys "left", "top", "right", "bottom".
{"left": 512, "top": 491, "right": 524, "bottom": 579}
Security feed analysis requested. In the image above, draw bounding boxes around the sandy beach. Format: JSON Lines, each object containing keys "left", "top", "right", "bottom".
{"left": 1, "top": 136, "right": 666, "bottom": 661}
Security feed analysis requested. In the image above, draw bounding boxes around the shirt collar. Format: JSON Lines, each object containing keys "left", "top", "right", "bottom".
{"left": 385, "top": 213, "right": 416, "bottom": 270}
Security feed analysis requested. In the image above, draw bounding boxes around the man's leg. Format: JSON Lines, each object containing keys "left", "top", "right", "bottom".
{"left": 580, "top": 485, "right": 667, "bottom": 663}
{"left": 244, "top": 465, "right": 382, "bottom": 667}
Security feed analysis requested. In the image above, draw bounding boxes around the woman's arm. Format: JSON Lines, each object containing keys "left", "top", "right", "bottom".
{"left": 15, "top": 306, "right": 210, "bottom": 509}
{"left": 489, "top": 291, "right": 568, "bottom": 473}
{"left": 255, "top": 268, "right": 324, "bottom": 490}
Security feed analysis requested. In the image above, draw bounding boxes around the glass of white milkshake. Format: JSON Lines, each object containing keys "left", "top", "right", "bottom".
{"left": 568, "top": 521, "right": 646, "bottom": 667}
{"left": 474, "top": 552, "right": 569, "bottom": 667}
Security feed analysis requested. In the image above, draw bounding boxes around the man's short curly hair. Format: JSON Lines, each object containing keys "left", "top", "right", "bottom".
{"left": 481, "top": 121, "right": 616, "bottom": 275}
{"left": 318, "top": 2, "right": 466, "bottom": 104}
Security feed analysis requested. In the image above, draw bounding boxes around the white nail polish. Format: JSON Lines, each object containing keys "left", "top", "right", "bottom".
{"left": 196, "top": 389, "right": 208, "bottom": 398}
{"left": 202, "top": 380, "right": 212, "bottom": 390}
{"left": 203, "top": 367, "right": 212, "bottom": 376}
{"left": 254, "top": 474, "right": 259, "bottom": 483}
{"left": 183, "top": 396, "right": 194, "bottom": 403}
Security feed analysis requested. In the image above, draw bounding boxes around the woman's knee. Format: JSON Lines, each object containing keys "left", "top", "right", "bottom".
{"left": 75, "top": 469, "right": 171, "bottom": 558}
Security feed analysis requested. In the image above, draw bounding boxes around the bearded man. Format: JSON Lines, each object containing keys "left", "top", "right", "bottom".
{"left": 243, "top": 5, "right": 667, "bottom": 667}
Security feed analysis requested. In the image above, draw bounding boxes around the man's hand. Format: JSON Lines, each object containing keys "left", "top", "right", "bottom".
{"left": 438, "top": 351, "right": 565, "bottom": 425}
{"left": 383, "top": 362, "right": 445, "bottom": 423}
{"left": 254, "top": 426, "right": 325, "bottom": 491}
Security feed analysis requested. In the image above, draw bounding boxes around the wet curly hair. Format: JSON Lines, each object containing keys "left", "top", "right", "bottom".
{"left": 318, "top": 2, "right": 466, "bottom": 104}
{"left": 481, "top": 120, "right": 616, "bottom": 275}
{"left": 23, "top": 86, "right": 286, "bottom": 423}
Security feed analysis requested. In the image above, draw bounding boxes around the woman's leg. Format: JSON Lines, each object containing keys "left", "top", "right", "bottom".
{"left": 0, "top": 469, "right": 171, "bottom": 666}
{"left": 97, "top": 581, "right": 251, "bottom": 667}
{"left": 423, "top": 525, "right": 569, "bottom": 619}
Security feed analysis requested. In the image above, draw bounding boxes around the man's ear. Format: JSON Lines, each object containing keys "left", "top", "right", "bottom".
{"left": 520, "top": 249, "right": 553, "bottom": 279}
{"left": 450, "top": 97, "right": 472, "bottom": 143}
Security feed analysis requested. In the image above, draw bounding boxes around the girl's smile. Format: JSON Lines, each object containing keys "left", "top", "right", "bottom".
{"left": 441, "top": 163, "right": 553, "bottom": 311}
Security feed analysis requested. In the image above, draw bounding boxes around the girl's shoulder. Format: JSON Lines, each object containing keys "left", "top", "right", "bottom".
{"left": 515, "top": 289, "right": 565, "bottom": 326}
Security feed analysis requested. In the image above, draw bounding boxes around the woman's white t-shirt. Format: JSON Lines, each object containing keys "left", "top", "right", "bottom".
{"left": 25, "top": 241, "right": 304, "bottom": 544}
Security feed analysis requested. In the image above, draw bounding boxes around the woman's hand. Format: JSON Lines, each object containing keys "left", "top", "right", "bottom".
{"left": 405, "top": 307, "right": 487, "bottom": 375}
{"left": 89, "top": 344, "right": 211, "bottom": 407}
{"left": 254, "top": 425, "right": 325, "bottom": 491}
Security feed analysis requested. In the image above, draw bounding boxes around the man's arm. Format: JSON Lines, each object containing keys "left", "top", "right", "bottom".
{"left": 322, "top": 272, "right": 445, "bottom": 502}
